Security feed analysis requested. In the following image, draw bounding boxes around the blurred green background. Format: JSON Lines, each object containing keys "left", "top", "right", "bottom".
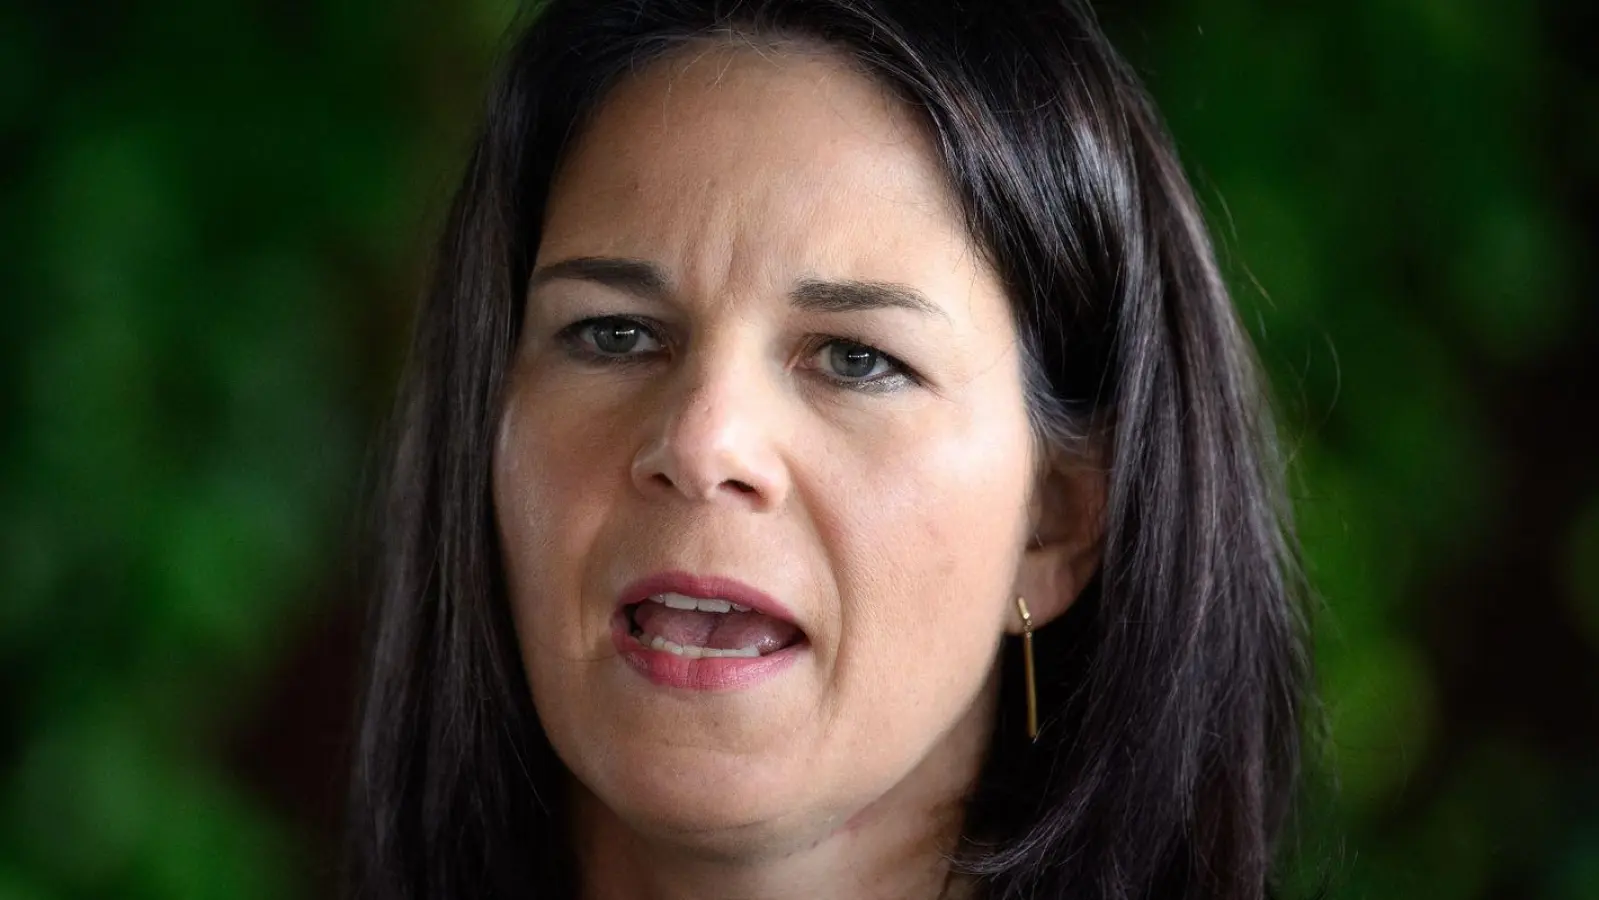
{"left": 2, "top": 1, "right": 1595, "bottom": 898}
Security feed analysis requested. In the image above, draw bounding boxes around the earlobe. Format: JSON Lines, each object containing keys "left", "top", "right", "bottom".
{"left": 1010, "top": 539, "right": 1095, "bottom": 632}
{"left": 1008, "top": 455, "right": 1105, "bottom": 633}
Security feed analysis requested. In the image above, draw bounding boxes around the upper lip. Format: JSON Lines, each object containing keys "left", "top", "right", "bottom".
{"left": 618, "top": 570, "right": 800, "bottom": 627}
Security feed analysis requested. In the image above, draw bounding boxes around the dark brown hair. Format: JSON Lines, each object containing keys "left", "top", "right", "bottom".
{"left": 347, "top": 1, "right": 1312, "bottom": 897}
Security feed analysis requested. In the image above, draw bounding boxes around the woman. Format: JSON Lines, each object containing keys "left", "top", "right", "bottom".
{"left": 348, "top": 1, "right": 1311, "bottom": 898}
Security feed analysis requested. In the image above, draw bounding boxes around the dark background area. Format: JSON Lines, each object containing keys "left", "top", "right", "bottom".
{"left": 2, "top": 1, "right": 1595, "bottom": 898}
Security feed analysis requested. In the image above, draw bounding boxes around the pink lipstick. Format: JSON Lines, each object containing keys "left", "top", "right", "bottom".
{"left": 613, "top": 570, "right": 806, "bottom": 691}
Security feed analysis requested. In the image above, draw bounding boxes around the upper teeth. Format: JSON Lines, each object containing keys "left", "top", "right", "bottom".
{"left": 650, "top": 592, "right": 751, "bottom": 614}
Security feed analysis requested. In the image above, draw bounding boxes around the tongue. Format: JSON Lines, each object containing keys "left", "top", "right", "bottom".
{"left": 632, "top": 604, "right": 801, "bottom": 654}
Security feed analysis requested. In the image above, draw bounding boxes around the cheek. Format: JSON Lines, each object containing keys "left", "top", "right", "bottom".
{"left": 813, "top": 388, "right": 1033, "bottom": 721}
{"left": 492, "top": 379, "right": 631, "bottom": 653}
{"left": 889, "top": 428, "right": 1027, "bottom": 630}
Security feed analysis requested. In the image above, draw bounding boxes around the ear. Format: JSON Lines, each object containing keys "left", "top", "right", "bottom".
{"left": 1008, "top": 447, "right": 1106, "bottom": 634}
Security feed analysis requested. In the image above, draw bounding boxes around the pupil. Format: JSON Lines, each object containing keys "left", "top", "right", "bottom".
{"left": 831, "top": 343, "right": 876, "bottom": 379}
{"left": 595, "top": 321, "right": 639, "bottom": 354}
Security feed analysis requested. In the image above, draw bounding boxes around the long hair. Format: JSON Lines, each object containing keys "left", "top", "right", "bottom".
{"left": 346, "top": 1, "right": 1312, "bottom": 898}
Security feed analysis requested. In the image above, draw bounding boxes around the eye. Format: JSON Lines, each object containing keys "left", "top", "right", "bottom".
{"left": 560, "top": 316, "right": 666, "bottom": 358}
{"left": 811, "top": 338, "right": 913, "bottom": 390}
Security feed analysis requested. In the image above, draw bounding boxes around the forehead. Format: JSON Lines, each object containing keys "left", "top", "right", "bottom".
{"left": 536, "top": 41, "right": 984, "bottom": 303}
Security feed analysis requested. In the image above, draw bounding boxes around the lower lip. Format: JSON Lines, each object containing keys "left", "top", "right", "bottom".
{"left": 610, "top": 614, "right": 803, "bottom": 691}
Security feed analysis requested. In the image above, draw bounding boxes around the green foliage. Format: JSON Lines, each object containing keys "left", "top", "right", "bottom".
{"left": 3, "top": 0, "right": 1594, "bottom": 897}
{"left": 1113, "top": 0, "right": 1599, "bottom": 896}
{"left": 1, "top": 1, "right": 521, "bottom": 896}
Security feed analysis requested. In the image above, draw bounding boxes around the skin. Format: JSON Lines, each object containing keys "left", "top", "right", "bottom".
{"left": 493, "top": 39, "right": 1102, "bottom": 900}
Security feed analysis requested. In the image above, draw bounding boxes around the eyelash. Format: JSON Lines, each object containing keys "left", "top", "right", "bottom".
{"left": 554, "top": 316, "right": 920, "bottom": 393}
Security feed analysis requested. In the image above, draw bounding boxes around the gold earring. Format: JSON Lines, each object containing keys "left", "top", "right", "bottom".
{"left": 1016, "top": 596, "right": 1038, "bottom": 741}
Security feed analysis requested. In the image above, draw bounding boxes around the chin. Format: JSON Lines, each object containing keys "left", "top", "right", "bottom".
{"left": 585, "top": 751, "right": 827, "bottom": 856}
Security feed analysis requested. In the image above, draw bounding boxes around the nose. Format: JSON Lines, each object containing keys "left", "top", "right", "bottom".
{"left": 630, "top": 354, "right": 790, "bottom": 509}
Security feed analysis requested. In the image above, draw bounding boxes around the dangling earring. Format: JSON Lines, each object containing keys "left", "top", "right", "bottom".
{"left": 1015, "top": 596, "right": 1038, "bottom": 741}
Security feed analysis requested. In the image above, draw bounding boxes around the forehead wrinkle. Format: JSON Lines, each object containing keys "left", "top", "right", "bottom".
{"left": 544, "top": 43, "right": 996, "bottom": 331}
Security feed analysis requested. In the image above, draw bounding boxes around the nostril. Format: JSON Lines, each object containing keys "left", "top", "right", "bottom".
{"left": 634, "top": 452, "right": 766, "bottom": 500}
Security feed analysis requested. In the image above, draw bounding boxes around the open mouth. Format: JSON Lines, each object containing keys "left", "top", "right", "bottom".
{"left": 624, "top": 592, "right": 806, "bottom": 660}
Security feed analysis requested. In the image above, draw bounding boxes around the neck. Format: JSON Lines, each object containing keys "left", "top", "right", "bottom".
{"left": 574, "top": 672, "right": 998, "bottom": 900}
{"left": 574, "top": 800, "right": 970, "bottom": 900}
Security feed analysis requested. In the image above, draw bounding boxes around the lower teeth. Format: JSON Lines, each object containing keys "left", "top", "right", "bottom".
{"left": 636, "top": 631, "right": 761, "bottom": 659}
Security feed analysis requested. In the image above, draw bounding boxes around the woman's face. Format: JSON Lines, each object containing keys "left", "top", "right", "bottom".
{"left": 494, "top": 44, "right": 1041, "bottom": 853}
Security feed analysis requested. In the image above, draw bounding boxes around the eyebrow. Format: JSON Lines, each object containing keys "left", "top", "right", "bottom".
{"left": 529, "top": 255, "right": 949, "bottom": 321}
{"left": 528, "top": 256, "right": 669, "bottom": 297}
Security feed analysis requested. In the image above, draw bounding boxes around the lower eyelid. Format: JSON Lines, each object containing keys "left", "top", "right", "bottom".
{"left": 846, "top": 374, "right": 912, "bottom": 394}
